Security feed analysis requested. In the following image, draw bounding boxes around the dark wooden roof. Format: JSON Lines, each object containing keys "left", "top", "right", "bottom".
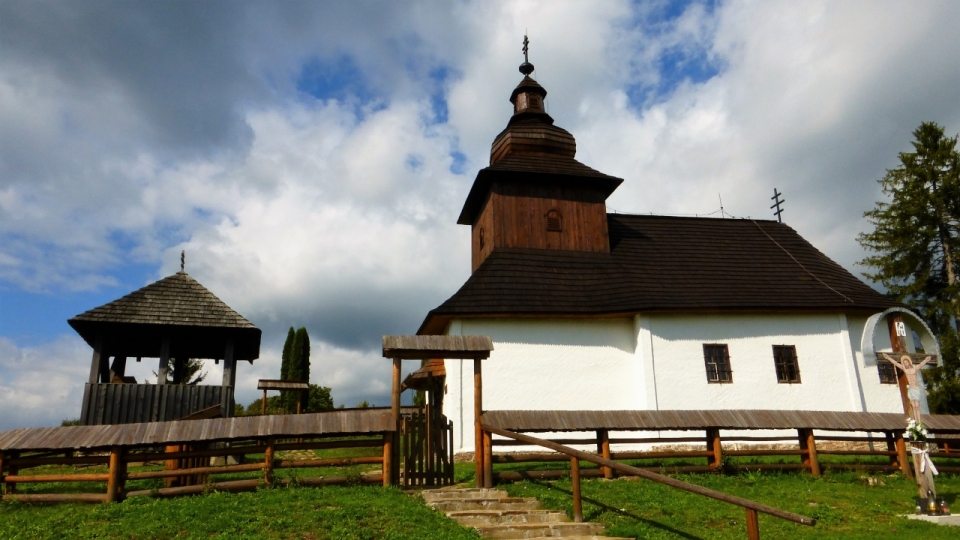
{"left": 458, "top": 154, "right": 623, "bottom": 225}
{"left": 402, "top": 359, "right": 447, "bottom": 390}
{"left": 68, "top": 272, "right": 262, "bottom": 360}
{"left": 382, "top": 335, "right": 493, "bottom": 359}
{"left": 421, "top": 214, "right": 898, "bottom": 334}
{"left": 482, "top": 409, "right": 960, "bottom": 433}
{"left": 0, "top": 409, "right": 401, "bottom": 451}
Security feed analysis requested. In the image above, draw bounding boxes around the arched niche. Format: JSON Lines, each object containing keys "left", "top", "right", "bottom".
{"left": 861, "top": 307, "right": 940, "bottom": 367}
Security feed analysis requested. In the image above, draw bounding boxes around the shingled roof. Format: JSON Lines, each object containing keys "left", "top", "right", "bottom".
{"left": 69, "top": 272, "right": 261, "bottom": 360}
{"left": 419, "top": 214, "right": 898, "bottom": 334}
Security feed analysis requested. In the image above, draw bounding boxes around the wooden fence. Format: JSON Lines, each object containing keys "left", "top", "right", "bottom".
{"left": 80, "top": 383, "right": 223, "bottom": 425}
{"left": 0, "top": 436, "right": 387, "bottom": 503}
{"left": 477, "top": 410, "right": 960, "bottom": 484}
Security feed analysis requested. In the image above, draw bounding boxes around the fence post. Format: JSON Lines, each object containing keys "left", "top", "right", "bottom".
{"left": 571, "top": 457, "right": 583, "bottom": 523}
{"left": 597, "top": 429, "right": 612, "bottom": 479}
{"left": 483, "top": 430, "right": 493, "bottom": 488}
{"left": 706, "top": 428, "right": 722, "bottom": 470}
{"left": 4, "top": 452, "right": 18, "bottom": 495}
{"left": 382, "top": 433, "right": 392, "bottom": 487}
{"left": 106, "top": 446, "right": 124, "bottom": 503}
{"left": 884, "top": 431, "right": 899, "bottom": 468}
{"left": 264, "top": 437, "right": 275, "bottom": 485}
{"left": 745, "top": 507, "right": 760, "bottom": 539}
{"left": 798, "top": 429, "right": 821, "bottom": 477}
{"left": 895, "top": 433, "right": 913, "bottom": 478}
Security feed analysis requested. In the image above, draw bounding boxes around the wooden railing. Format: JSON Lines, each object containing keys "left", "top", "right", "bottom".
{"left": 0, "top": 436, "right": 387, "bottom": 503}
{"left": 482, "top": 425, "right": 815, "bottom": 540}
{"left": 482, "top": 428, "right": 960, "bottom": 482}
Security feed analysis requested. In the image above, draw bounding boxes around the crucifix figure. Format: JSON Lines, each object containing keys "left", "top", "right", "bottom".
{"left": 881, "top": 353, "right": 932, "bottom": 422}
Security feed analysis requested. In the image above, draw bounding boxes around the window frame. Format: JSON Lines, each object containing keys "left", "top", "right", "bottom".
{"left": 545, "top": 209, "right": 562, "bottom": 232}
{"left": 878, "top": 360, "right": 899, "bottom": 385}
{"left": 703, "top": 344, "right": 733, "bottom": 384}
{"left": 772, "top": 345, "right": 801, "bottom": 384}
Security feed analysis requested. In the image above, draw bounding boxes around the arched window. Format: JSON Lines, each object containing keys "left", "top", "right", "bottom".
{"left": 546, "top": 209, "right": 562, "bottom": 232}
{"left": 478, "top": 227, "right": 485, "bottom": 249}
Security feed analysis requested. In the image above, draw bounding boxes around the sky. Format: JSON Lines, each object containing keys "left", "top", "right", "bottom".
{"left": 2, "top": 1, "right": 960, "bottom": 430}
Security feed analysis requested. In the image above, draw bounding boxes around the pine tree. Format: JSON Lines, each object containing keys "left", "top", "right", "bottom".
{"left": 858, "top": 121, "right": 960, "bottom": 412}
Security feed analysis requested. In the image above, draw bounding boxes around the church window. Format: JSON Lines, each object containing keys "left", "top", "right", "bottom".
{"left": 773, "top": 345, "right": 801, "bottom": 383}
{"left": 546, "top": 209, "right": 562, "bottom": 232}
{"left": 878, "top": 360, "right": 899, "bottom": 384}
{"left": 703, "top": 344, "right": 732, "bottom": 383}
{"left": 478, "top": 227, "right": 485, "bottom": 249}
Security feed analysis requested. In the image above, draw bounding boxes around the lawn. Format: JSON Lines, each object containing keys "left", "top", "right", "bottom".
{"left": 2, "top": 454, "right": 960, "bottom": 539}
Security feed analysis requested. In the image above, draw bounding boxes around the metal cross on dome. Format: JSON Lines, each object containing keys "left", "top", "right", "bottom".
{"left": 522, "top": 35, "right": 529, "bottom": 63}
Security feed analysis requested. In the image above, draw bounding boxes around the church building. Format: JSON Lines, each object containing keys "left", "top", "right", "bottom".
{"left": 417, "top": 54, "right": 937, "bottom": 453}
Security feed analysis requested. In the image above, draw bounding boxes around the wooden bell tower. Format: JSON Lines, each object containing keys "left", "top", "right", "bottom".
{"left": 457, "top": 42, "right": 623, "bottom": 272}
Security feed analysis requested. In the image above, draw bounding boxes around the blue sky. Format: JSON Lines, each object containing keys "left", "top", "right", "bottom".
{"left": 2, "top": 0, "right": 960, "bottom": 429}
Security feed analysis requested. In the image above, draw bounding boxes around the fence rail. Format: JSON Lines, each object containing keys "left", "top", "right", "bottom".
{"left": 482, "top": 425, "right": 815, "bottom": 540}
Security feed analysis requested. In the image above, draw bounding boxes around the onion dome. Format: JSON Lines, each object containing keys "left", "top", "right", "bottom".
{"left": 490, "top": 56, "right": 576, "bottom": 164}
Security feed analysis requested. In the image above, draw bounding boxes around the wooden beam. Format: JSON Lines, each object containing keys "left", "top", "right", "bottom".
{"left": 483, "top": 430, "right": 493, "bottom": 489}
{"left": 886, "top": 314, "right": 912, "bottom": 415}
{"left": 106, "top": 446, "right": 124, "bottom": 503}
{"left": 597, "top": 429, "right": 612, "bottom": 479}
{"left": 382, "top": 433, "right": 392, "bottom": 487}
{"left": 3, "top": 452, "right": 17, "bottom": 495}
{"left": 221, "top": 338, "right": 236, "bottom": 417}
{"left": 263, "top": 438, "right": 275, "bottom": 485}
{"left": 391, "top": 357, "right": 401, "bottom": 486}
{"left": 571, "top": 457, "right": 583, "bottom": 523}
{"left": 157, "top": 337, "right": 171, "bottom": 385}
{"left": 88, "top": 334, "right": 105, "bottom": 384}
{"left": 706, "top": 428, "right": 722, "bottom": 470}
{"left": 474, "top": 358, "right": 483, "bottom": 488}
{"left": 746, "top": 508, "right": 760, "bottom": 540}
{"left": 798, "top": 428, "right": 821, "bottom": 477}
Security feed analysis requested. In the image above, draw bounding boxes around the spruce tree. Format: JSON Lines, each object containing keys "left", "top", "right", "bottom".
{"left": 858, "top": 121, "right": 960, "bottom": 411}
{"left": 284, "top": 327, "right": 311, "bottom": 412}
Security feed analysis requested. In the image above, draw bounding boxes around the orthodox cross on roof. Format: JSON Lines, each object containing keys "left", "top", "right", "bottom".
{"left": 180, "top": 250, "right": 185, "bottom": 273}
{"left": 771, "top": 188, "right": 785, "bottom": 223}
{"left": 519, "top": 34, "right": 534, "bottom": 75}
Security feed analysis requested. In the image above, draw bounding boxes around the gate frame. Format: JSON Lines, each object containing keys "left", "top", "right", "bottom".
{"left": 382, "top": 335, "right": 493, "bottom": 487}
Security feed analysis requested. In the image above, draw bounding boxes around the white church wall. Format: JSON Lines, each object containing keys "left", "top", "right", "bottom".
{"left": 444, "top": 317, "right": 637, "bottom": 453}
{"left": 648, "top": 313, "right": 866, "bottom": 412}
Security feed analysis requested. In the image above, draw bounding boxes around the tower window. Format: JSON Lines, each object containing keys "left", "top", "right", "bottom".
{"left": 703, "top": 344, "right": 732, "bottom": 383}
{"left": 478, "top": 227, "right": 485, "bottom": 249}
{"left": 546, "top": 210, "right": 562, "bottom": 232}
{"left": 773, "top": 345, "right": 801, "bottom": 383}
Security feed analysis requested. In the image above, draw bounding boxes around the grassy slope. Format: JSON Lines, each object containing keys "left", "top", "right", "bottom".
{"left": 3, "top": 457, "right": 960, "bottom": 539}
{"left": 501, "top": 467, "right": 960, "bottom": 539}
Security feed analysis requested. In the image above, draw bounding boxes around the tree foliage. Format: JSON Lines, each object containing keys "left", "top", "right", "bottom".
{"left": 280, "top": 327, "right": 295, "bottom": 381}
{"left": 859, "top": 121, "right": 960, "bottom": 412}
{"left": 306, "top": 384, "right": 334, "bottom": 412}
{"left": 284, "top": 327, "right": 311, "bottom": 413}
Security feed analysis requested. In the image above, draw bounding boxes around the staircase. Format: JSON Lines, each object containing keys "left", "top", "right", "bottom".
{"left": 422, "top": 488, "right": 632, "bottom": 539}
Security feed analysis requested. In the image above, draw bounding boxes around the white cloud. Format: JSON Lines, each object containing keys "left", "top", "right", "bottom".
{"left": 0, "top": 336, "right": 89, "bottom": 430}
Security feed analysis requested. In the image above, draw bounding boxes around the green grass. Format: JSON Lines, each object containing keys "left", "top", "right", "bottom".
{"left": 497, "top": 458, "right": 960, "bottom": 539}
{"left": 3, "top": 455, "right": 960, "bottom": 539}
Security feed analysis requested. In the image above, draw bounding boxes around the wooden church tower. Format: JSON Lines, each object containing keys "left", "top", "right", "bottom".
{"left": 457, "top": 43, "right": 623, "bottom": 271}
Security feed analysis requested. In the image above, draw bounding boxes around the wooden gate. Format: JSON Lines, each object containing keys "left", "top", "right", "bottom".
{"left": 400, "top": 409, "right": 454, "bottom": 487}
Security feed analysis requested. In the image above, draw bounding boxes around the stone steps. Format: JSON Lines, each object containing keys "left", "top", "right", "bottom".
{"left": 422, "top": 488, "right": 632, "bottom": 539}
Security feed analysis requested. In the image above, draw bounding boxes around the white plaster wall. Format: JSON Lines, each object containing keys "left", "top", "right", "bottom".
{"left": 650, "top": 314, "right": 865, "bottom": 411}
{"left": 442, "top": 311, "right": 911, "bottom": 453}
{"left": 443, "top": 318, "right": 637, "bottom": 452}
